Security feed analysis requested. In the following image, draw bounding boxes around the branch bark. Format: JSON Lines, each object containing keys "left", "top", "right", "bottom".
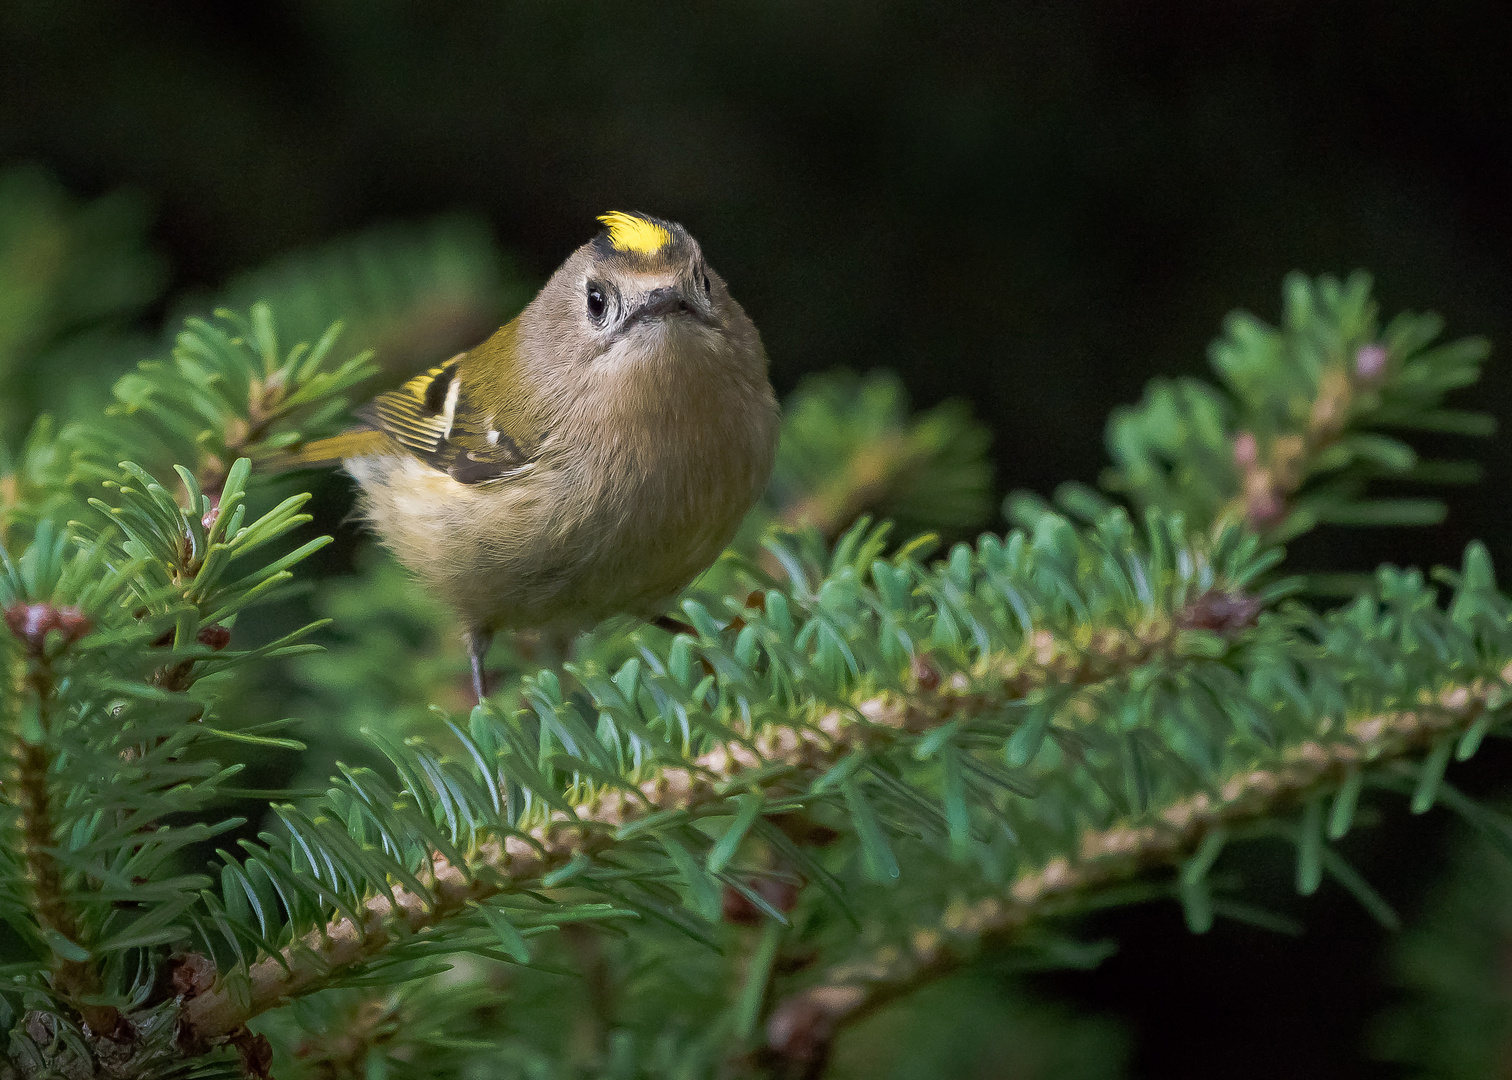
{"left": 758, "top": 676, "right": 1506, "bottom": 1076}
{"left": 178, "top": 603, "right": 1493, "bottom": 1075}
{"left": 4, "top": 635, "right": 117, "bottom": 1038}
{"left": 180, "top": 614, "right": 1184, "bottom": 1045}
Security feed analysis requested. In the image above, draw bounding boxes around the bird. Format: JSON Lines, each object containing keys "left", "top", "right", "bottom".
{"left": 273, "top": 211, "right": 779, "bottom": 701}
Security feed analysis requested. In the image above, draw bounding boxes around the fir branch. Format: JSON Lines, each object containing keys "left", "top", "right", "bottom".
{"left": 171, "top": 509, "right": 1475, "bottom": 1059}
{"left": 758, "top": 679, "right": 1509, "bottom": 1075}
{"left": 1026, "top": 272, "right": 1495, "bottom": 544}
{"left": 768, "top": 372, "right": 994, "bottom": 542}
{"left": 0, "top": 459, "right": 338, "bottom": 1074}
{"left": 203, "top": 213, "right": 520, "bottom": 384}
{"left": 73, "top": 305, "right": 376, "bottom": 501}
{"left": 179, "top": 535, "right": 1223, "bottom": 1047}
{"left": 175, "top": 682, "right": 1067, "bottom": 1041}
{"left": 3, "top": 633, "right": 114, "bottom": 1037}
{"left": 777, "top": 429, "right": 934, "bottom": 541}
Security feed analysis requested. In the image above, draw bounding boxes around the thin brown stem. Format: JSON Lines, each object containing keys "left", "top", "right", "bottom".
{"left": 6, "top": 650, "right": 116, "bottom": 1036}
{"left": 1229, "top": 363, "right": 1357, "bottom": 531}
{"left": 761, "top": 434, "right": 930, "bottom": 580}
{"left": 759, "top": 682, "right": 1503, "bottom": 1075}
{"left": 180, "top": 617, "right": 1177, "bottom": 1046}
{"left": 562, "top": 925, "right": 615, "bottom": 1069}
{"left": 779, "top": 434, "right": 925, "bottom": 542}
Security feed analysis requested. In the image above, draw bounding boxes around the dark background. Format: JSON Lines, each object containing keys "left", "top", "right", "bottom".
{"left": 4, "top": 2, "right": 1511, "bottom": 1075}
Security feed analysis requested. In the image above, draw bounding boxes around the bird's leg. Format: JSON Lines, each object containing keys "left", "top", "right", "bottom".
{"left": 467, "top": 628, "right": 494, "bottom": 703}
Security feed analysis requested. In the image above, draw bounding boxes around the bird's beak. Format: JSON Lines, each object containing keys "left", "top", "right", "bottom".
{"left": 629, "top": 286, "right": 690, "bottom": 324}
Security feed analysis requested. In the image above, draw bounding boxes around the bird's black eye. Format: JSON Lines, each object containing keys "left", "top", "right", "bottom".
{"left": 586, "top": 284, "right": 607, "bottom": 324}
{"left": 701, "top": 272, "right": 711, "bottom": 296}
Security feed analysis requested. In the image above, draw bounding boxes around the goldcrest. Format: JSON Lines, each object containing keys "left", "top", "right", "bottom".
{"left": 281, "top": 212, "right": 779, "bottom": 698}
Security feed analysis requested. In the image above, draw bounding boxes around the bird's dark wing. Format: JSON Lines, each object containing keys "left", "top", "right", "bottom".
{"left": 359, "top": 355, "right": 536, "bottom": 484}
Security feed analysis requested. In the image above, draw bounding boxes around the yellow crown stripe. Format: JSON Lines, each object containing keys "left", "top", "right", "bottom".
{"left": 598, "top": 211, "right": 672, "bottom": 255}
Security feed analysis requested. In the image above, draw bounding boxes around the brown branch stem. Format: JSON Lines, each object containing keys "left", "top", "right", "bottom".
{"left": 180, "top": 702, "right": 893, "bottom": 1043}
{"left": 1230, "top": 363, "right": 1356, "bottom": 531}
{"left": 759, "top": 677, "right": 1506, "bottom": 1075}
{"left": 180, "top": 616, "right": 1182, "bottom": 1046}
{"left": 562, "top": 924, "right": 615, "bottom": 1069}
{"left": 779, "top": 434, "right": 926, "bottom": 542}
{"left": 5, "top": 650, "right": 116, "bottom": 1037}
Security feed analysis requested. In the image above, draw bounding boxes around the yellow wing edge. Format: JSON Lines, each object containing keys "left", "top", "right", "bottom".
{"left": 260, "top": 429, "right": 388, "bottom": 471}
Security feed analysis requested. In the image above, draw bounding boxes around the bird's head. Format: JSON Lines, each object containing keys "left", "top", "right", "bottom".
{"left": 529, "top": 211, "right": 756, "bottom": 373}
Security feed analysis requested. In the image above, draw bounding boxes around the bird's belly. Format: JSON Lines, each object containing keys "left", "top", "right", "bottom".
{"left": 347, "top": 446, "right": 755, "bottom": 633}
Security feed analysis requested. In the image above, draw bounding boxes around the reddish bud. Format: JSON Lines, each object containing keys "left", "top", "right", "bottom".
{"left": 55, "top": 607, "right": 92, "bottom": 642}
{"left": 167, "top": 952, "right": 216, "bottom": 1000}
{"left": 1232, "top": 431, "right": 1259, "bottom": 470}
{"left": 766, "top": 811, "right": 841, "bottom": 847}
{"left": 233, "top": 1029, "right": 274, "bottom": 1080}
{"left": 722, "top": 885, "right": 763, "bottom": 926}
{"left": 4, "top": 602, "right": 91, "bottom": 655}
{"left": 1178, "top": 589, "right": 1265, "bottom": 636}
{"left": 910, "top": 652, "right": 941, "bottom": 692}
{"left": 5, "top": 603, "right": 50, "bottom": 642}
{"left": 201, "top": 505, "right": 220, "bottom": 532}
{"left": 722, "top": 877, "right": 802, "bottom": 925}
{"left": 1245, "top": 490, "right": 1287, "bottom": 531}
{"left": 745, "top": 590, "right": 768, "bottom": 612}
{"left": 196, "top": 624, "right": 232, "bottom": 651}
{"left": 759, "top": 877, "right": 801, "bottom": 913}
{"left": 1354, "top": 343, "right": 1389, "bottom": 382}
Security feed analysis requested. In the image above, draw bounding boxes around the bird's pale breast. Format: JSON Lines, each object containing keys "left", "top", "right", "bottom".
{"left": 348, "top": 370, "right": 775, "bottom": 634}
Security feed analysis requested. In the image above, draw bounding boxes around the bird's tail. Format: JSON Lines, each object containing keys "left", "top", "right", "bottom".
{"left": 260, "top": 429, "right": 387, "bottom": 472}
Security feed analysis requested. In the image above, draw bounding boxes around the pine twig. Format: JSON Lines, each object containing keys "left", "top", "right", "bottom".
{"left": 179, "top": 701, "right": 876, "bottom": 1042}
{"left": 1228, "top": 359, "right": 1356, "bottom": 531}
{"left": 778, "top": 433, "right": 929, "bottom": 542}
{"left": 3, "top": 606, "right": 118, "bottom": 1038}
{"left": 178, "top": 614, "right": 1187, "bottom": 1046}
{"left": 757, "top": 674, "right": 1508, "bottom": 1076}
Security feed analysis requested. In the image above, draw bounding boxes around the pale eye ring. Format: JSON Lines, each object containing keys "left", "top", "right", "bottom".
{"left": 586, "top": 283, "right": 608, "bottom": 324}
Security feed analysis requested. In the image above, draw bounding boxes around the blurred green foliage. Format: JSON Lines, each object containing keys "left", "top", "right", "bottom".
{"left": 0, "top": 167, "right": 164, "bottom": 440}
{"left": 196, "top": 214, "right": 527, "bottom": 385}
{"left": 1371, "top": 819, "right": 1512, "bottom": 1078}
{"left": 832, "top": 973, "right": 1128, "bottom": 1080}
